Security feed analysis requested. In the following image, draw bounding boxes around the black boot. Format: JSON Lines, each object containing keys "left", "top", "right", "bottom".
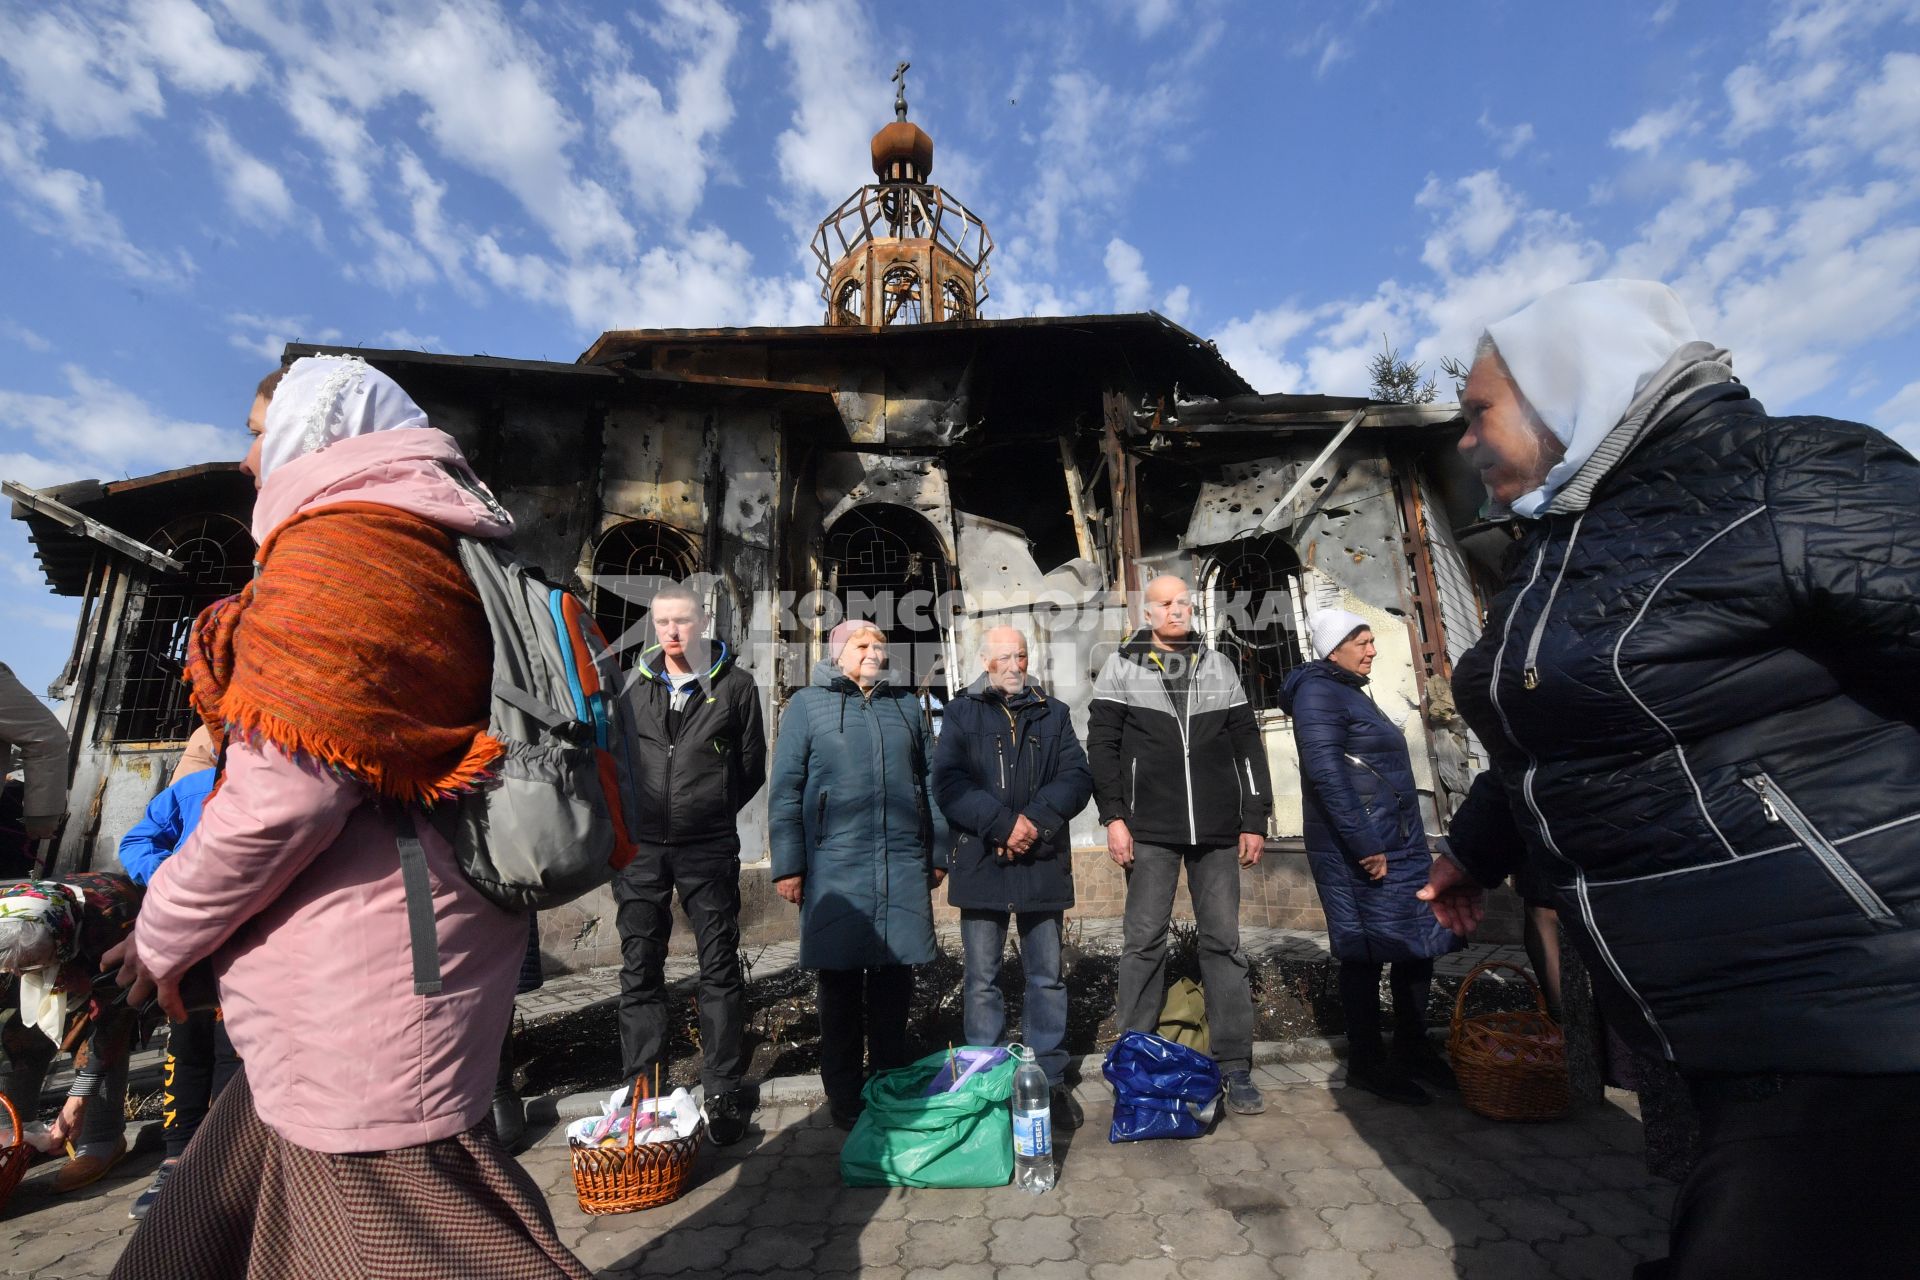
{"left": 492, "top": 1029, "right": 528, "bottom": 1153}
{"left": 1392, "top": 1031, "right": 1458, "bottom": 1092}
{"left": 1346, "top": 1036, "right": 1431, "bottom": 1106}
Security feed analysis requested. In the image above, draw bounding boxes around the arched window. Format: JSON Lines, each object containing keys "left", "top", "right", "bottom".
{"left": 833, "top": 277, "right": 865, "bottom": 326}
{"left": 940, "top": 278, "right": 972, "bottom": 321}
{"left": 106, "top": 513, "right": 254, "bottom": 743}
{"left": 880, "top": 265, "right": 924, "bottom": 325}
{"left": 589, "top": 520, "right": 700, "bottom": 667}
{"left": 822, "top": 503, "right": 954, "bottom": 708}
{"left": 1203, "top": 534, "right": 1310, "bottom": 715}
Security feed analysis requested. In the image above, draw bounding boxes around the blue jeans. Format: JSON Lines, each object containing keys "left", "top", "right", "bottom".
{"left": 959, "top": 909, "right": 1068, "bottom": 1086}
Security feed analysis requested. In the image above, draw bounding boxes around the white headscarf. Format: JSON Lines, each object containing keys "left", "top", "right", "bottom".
{"left": 1484, "top": 279, "right": 1702, "bottom": 518}
{"left": 257, "top": 355, "right": 431, "bottom": 481}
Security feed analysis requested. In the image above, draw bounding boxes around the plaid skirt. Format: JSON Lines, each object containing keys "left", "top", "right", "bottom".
{"left": 110, "top": 1073, "right": 588, "bottom": 1280}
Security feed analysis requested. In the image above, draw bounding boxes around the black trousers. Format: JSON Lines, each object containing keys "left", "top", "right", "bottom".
{"left": 1337, "top": 958, "right": 1433, "bottom": 1060}
{"left": 163, "top": 1010, "right": 242, "bottom": 1159}
{"left": 815, "top": 966, "right": 915, "bottom": 1114}
{"left": 1631, "top": 1072, "right": 1920, "bottom": 1279}
{"left": 612, "top": 839, "right": 746, "bottom": 1097}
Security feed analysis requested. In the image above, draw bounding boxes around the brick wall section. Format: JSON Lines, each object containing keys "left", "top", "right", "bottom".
{"left": 543, "top": 841, "right": 1526, "bottom": 972}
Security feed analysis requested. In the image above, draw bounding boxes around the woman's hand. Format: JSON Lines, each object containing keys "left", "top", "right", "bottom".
{"left": 44, "top": 1095, "right": 86, "bottom": 1148}
{"left": 1358, "top": 853, "right": 1388, "bottom": 881}
{"left": 102, "top": 936, "right": 185, "bottom": 1021}
{"left": 931, "top": 868, "right": 947, "bottom": 887}
{"left": 1417, "top": 854, "right": 1486, "bottom": 934}
{"left": 773, "top": 875, "right": 804, "bottom": 905}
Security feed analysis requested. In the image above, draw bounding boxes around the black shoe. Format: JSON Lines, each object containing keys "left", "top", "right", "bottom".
{"left": 491, "top": 1084, "right": 528, "bottom": 1153}
{"left": 829, "top": 1102, "right": 863, "bottom": 1132}
{"left": 1346, "top": 1057, "right": 1431, "bottom": 1105}
{"left": 1222, "top": 1069, "right": 1268, "bottom": 1115}
{"left": 707, "top": 1088, "right": 752, "bottom": 1146}
{"left": 129, "top": 1157, "right": 178, "bottom": 1220}
{"left": 1050, "top": 1086, "right": 1084, "bottom": 1131}
{"left": 1393, "top": 1035, "right": 1459, "bottom": 1092}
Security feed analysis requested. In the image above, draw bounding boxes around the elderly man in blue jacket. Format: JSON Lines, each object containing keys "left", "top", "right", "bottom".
{"left": 932, "top": 626, "right": 1094, "bottom": 1129}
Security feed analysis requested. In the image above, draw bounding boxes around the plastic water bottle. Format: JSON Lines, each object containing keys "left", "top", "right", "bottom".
{"left": 1011, "top": 1044, "right": 1055, "bottom": 1193}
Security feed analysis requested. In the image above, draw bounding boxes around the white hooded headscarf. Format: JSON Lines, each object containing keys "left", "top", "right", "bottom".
{"left": 257, "top": 355, "right": 430, "bottom": 482}
{"left": 1484, "top": 279, "right": 1727, "bottom": 518}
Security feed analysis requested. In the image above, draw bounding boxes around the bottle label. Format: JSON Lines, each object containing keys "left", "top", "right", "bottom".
{"left": 1013, "top": 1108, "right": 1051, "bottom": 1158}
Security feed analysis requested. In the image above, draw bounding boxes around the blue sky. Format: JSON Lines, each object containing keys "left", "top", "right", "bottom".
{"left": 2, "top": 0, "right": 1917, "bottom": 701}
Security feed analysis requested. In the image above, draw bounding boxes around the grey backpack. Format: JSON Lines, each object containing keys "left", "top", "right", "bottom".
{"left": 396, "top": 539, "right": 642, "bottom": 995}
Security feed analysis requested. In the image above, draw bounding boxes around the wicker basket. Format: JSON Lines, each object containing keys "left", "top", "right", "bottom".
{"left": 1448, "top": 960, "right": 1571, "bottom": 1122}
{"left": 568, "top": 1076, "right": 704, "bottom": 1215}
{"left": 0, "top": 1091, "right": 29, "bottom": 1215}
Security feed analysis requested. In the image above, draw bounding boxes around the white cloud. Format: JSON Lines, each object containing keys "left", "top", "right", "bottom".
{"left": 2, "top": 321, "right": 51, "bottom": 353}
{"left": 0, "top": 8, "right": 164, "bottom": 139}
{"left": 1161, "top": 284, "right": 1192, "bottom": 323}
{"left": 765, "top": 0, "right": 888, "bottom": 215}
{"left": 380, "top": 328, "right": 441, "bottom": 350}
{"left": 132, "top": 0, "right": 262, "bottom": 96}
{"left": 1609, "top": 101, "right": 1697, "bottom": 153}
{"left": 1477, "top": 111, "right": 1535, "bottom": 160}
{"left": 227, "top": 313, "right": 340, "bottom": 364}
{"left": 593, "top": 0, "right": 742, "bottom": 225}
{"left": 383, "top": 5, "right": 633, "bottom": 259}
{"left": 1651, "top": 0, "right": 1681, "bottom": 26}
{"left": 1213, "top": 305, "right": 1316, "bottom": 393}
{"left": 0, "top": 365, "right": 234, "bottom": 483}
{"left": 1106, "top": 0, "right": 1180, "bottom": 36}
{"left": 1417, "top": 170, "right": 1521, "bottom": 274}
{"left": 1612, "top": 159, "right": 1753, "bottom": 280}
{"left": 1877, "top": 378, "right": 1920, "bottom": 455}
{"left": 201, "top": 121, "right": 298, "bottom": 228}
{"left": 1104, "top": 237, "right": 1153, "bottom": 311}
{"left": 0, "top": 120, "right": 193, "bottom": 284}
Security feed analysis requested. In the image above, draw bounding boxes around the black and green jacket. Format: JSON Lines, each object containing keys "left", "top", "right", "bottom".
{"left": 1086, "top": 630, "right": 1272, "bottom": 848}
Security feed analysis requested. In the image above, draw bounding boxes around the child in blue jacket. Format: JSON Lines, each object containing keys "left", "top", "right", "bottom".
{"left": 117, "top": 727, "right": 240, "bottom": 1219}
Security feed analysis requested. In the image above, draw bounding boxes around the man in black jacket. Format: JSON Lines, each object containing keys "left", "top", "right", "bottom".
{"left": 1419, "top": 280, "right": 1920, "bottom": 1278}
{"left": 932, "top": 626, "right": 1094, "bottom": 1128}
{"left": 616, "top": 583, "right": 767, "bottom": 1145}
{"left": 1088, "top": 574, "right": 1274, "bottom": 1115}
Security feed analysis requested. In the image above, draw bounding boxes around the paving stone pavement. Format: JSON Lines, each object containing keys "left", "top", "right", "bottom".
{"left": 1, "top": 1069, "right": 1671, "bottom": 1279}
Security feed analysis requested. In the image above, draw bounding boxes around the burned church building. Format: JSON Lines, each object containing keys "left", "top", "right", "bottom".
{"left": 11, "top": 92, "right": 1519, "bottom": 968}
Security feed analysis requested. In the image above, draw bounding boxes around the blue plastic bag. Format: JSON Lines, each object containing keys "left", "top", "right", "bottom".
{"left": 1102, "top": 1030, "right": 1222, "bottom": 1142}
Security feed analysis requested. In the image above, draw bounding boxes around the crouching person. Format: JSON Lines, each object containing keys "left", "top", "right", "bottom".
{"left": 932, "top": 627, "right": 1093, "bottom": 1131}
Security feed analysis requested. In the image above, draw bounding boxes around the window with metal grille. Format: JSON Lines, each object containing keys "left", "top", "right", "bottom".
{"left": 589, "top": 519, "right": 701, "bottom": 667}
{"left": 104, "top": 513, "right": 254, "bottom": 744}
{"left": 822, "top": 502, "right": 954, "bottom": 714}
{"left": 1202, "top": 534, "right": 1311, "bottom": 715}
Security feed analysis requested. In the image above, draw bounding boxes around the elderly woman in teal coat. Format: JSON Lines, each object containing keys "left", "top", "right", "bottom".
{"left": 769, "top": 620, "right": 949, "bottom": 1129}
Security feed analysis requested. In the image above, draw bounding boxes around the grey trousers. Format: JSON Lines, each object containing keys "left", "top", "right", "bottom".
{"left": 1115, "top": 841, "right": 1255, "bottom": 1070}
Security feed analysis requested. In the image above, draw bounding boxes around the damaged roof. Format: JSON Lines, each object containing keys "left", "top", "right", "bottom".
{"left": 579, "top": 311, "right": 1256, "bottom": 400}
{"left": 11, "top": 463, "right": 254, "bottom": 597}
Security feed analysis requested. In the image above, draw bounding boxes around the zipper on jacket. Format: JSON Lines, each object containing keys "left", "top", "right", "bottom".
{"left": 1129, "top": 758, "right": 1137, "bottom": 812}
{"left": 1491, "top": 527, "right": 1671, "bottom": 1057}
{"left": 996, "top": 737, "right": 1008, "bottom": 792}
{"left": 1744, "top": 774, "right": 1895, "bottom": 922}
{"left": 1522, "top": 513, "right": 1587, "bottom": 690}
{"left": 1181, "top": 658, "right": 1198, "bottom": 844}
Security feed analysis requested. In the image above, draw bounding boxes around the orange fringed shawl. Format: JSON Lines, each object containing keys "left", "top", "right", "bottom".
{"left": 185, "top": 502, "right": 502, "bottom": 804}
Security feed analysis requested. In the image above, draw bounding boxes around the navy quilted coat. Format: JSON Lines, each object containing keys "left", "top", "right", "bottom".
{"left": 1446, "top": 383, "right": 1920, "bottom": 1074}
{"left": 768, "top": 661, "right": 950, "bottom": 971}
{"left": 1281, "top": 660, "right": 1462, "bottom": 964}
{"left": 931, "top": 674, "right": 1094, "bottom": 913}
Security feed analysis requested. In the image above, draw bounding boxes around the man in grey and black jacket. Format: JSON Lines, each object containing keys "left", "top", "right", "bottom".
{"left": 1087, "top": 574, "right": 1273, "bottom": 1115}
{"left": 617, "top": 583, "right": 766, "bottom": 1145}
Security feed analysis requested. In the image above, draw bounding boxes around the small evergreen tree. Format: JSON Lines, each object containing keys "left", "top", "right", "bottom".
{"left": 1367, "top": 334, "right": 1438, "bottom": 404}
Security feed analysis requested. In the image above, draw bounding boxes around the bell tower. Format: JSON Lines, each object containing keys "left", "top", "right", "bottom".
{"left": 812, "top": 63, "right": 993, "bottom": 326}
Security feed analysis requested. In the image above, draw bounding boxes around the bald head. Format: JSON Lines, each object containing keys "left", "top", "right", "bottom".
{"left": 979, "top": 626, "right": 1030, "bottom": 696}
{"left": 1144, "top": 574, "right": 1195, "bottom": 649}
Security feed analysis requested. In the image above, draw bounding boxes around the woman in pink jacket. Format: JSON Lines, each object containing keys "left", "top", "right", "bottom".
{"left": 105, "top": 358, "right": 587, "bottom": 1280}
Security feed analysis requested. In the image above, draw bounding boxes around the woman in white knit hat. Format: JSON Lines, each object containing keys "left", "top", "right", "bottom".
{"left": 1280, "top": 609, "right": 1462, "bottom": 1104}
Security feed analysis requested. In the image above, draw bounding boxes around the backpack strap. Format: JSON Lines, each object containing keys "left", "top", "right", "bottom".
{"left": 395, "top": 810, "right": 444, "bottom": 997}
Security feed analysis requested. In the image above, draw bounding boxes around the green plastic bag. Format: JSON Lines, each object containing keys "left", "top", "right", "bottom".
{"left": 839, "top": 1048, "right": 1017, "bottom": 1188}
